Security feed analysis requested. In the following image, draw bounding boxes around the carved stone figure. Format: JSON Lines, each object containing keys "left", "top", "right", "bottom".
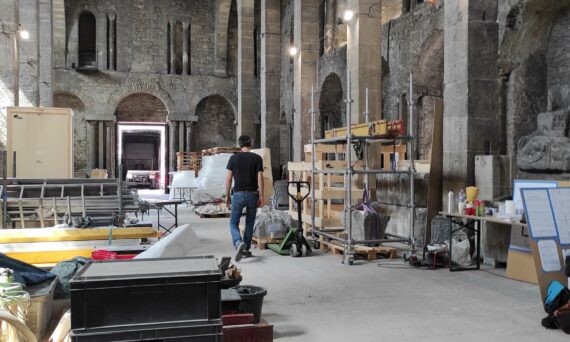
{"left": 517, "top": 109, "right": 570, "bottom": 171}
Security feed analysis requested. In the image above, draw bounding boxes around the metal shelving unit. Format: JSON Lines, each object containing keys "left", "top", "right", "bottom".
{"left": 309, "top": 72, "right": 417, "bottom": 265}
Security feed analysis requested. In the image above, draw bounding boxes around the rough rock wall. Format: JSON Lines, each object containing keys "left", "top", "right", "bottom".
{"left": 280, "top": 0, "right": 294, "bottom": 164}
{"left": 382, "top": 2, "right": 444, "bottom": 160}
{"left": 499, "top": 0, "right": 570, "bottom": 180}
{"left": 195, "top": 95, "right": 237, "bottom": 151}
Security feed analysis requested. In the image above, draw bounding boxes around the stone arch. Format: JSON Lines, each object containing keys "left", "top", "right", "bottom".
{"left": 319, "top": 73, "right": 345, "bottom": 136}
{"left": 65, "top": 3, "right": 103, "bottom": 69}
{"left": 411, "top": 30, "right": 444, "bottom": 160}
{"left": 115, "top": 93, "right": 168, "bottom": 122}
{"left": 194, "top": 95, "right": 237, "bottom": 151}
{"left": 413, "top": 30, "right": 444, "bottom": 96}
{"left": 53, "top": 92, "right": 88, "bottom": 175}
{"left": 108, "top": 82, "right": 175, "bottom": 115}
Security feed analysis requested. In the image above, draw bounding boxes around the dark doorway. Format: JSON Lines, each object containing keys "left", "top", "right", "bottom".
{"left": 119, "top": 125, "right": 166, "bottom": 189}
{"left": 78, "top": 12, "right": 97, "bottom": 70}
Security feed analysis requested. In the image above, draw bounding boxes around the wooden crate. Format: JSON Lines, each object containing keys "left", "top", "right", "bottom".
{"left": 177, "top": 152, "right": 202, "bottom": 172}
{"left": 287, "top": 161, "right": 363, "bottom": 235}
{"left": 380, "top": 144, "right": 407, "bottom": 171}
{"left": 325, "top": 120, "right": 388, "bottom": 138}
{"left": 303, "top": 143, "right": 347, "bottom": 162}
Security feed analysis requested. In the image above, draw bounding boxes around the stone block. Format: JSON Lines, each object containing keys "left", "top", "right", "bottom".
{"left": 375, "top": 173, "right": 430, "bottom": 207}
{"left": 373, "top": 204, "right": 428, "bottom": 247}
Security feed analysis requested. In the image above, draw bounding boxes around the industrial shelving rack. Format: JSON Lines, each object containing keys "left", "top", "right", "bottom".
{"left": 309, "top": 72, "right": 417, "bottom": 265}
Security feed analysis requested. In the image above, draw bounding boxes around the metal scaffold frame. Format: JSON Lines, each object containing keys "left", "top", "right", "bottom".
{"left": 309, "top": 71, "right": 417, "bottom": 265}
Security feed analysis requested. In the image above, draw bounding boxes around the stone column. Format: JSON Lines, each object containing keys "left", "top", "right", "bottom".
{"left": 0, "top": 0, "right": 18, "bottom": 108}
{"left": 108, "top": 122, "right": 116, "bottom": 178}
{"left": 168, "top": 121, "right": 178, "bottom": 172}
{"left": 109, "top": 13, "right": 116, "bottom": 70}
{"left": 237, "top": 0, "right": 256, "bottom": 140}
{"left": 169, "top": 20, "right": 175, "bottom": 75}
{"left": 38, "top": 0, "right": 53, "bottom": 106}
{"left": 178, "top": 121, "right": 185, "bottom": 152}
{"left": 443, "top": 1, "right": 499, "bottom": 192}
{"left": 182, "top": 21, "right": 189, "bottom": 75}
{"left": 261, "top": 0, "right": 281, "bottom": 170}
{"left": 87, "top": 121, "right": 97, "bottom": 173}
{"left": 346, "top": 0, "right": 382, "bottom": 122}
{"left": 292, "top": 0, "right": 320, "bottom": 161}
{"left": 185, "top": 122, "right": 193, "bottom": 152}
{"left": 98, "top": 121, "right": 105, "bottom": 169}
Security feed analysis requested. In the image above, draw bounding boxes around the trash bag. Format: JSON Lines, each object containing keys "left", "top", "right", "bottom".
{"left": 450, "top": 238, "right": 471, "bottom": 266}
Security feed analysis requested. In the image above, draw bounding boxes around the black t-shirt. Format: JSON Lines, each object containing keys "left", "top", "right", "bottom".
{"left": 226, "top": 152, "right": 264, "bottom": 192}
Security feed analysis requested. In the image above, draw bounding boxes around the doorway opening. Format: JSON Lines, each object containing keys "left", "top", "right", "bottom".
{"left": 117, "top": 124, "right": 166, "bottom": 190}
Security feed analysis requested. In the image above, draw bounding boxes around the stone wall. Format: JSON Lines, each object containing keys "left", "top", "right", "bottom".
{"left": 53, "top": 93, "right": 88, "bottom": 175}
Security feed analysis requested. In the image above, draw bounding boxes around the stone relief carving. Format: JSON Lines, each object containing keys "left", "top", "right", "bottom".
{"left": 517, "top": 108, "right": 570, "bottom": 171}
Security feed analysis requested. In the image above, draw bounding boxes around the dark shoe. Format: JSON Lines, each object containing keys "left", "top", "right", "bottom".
{"left": 242, "top": 250, "right": 253, "bottom": 258}
{"left": 234, "top": 242, "right": 246, "bottom": 262}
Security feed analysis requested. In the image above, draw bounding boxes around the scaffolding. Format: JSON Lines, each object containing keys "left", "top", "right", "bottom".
{"left": 309, "top": 71, "right": 417, "bottom": 265}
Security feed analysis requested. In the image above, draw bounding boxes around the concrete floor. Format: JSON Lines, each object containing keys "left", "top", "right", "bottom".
{"left": 142, "top": 204, "right": 567, "bottom": 342}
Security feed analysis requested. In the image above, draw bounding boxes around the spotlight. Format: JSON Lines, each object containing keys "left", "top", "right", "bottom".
{"left": 289, "top": 46, "right": 298, "bottom": 56}
{"left": 19, "top": 29, "right": 29, "bottom": 40}
{"left": 343, "top": 10, "right": 355, "bottom": 22}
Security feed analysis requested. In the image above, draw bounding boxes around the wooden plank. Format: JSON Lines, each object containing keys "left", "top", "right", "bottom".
{"left": 426, "top": 98, "right": 444, "bottom": 244}
{"left": 304, "top": 144, "right": 347, "bottom": 154}
{"left": 287, "top": 160, "right": 364, "bottom": 172}
{"left": 0, "top": 227, "right": 158, "bottom": 244}
{"left": 6, "top": 249, "right": 94, "bottom": 264}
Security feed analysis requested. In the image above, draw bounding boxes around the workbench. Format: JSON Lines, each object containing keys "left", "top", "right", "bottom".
{"left": 143, "top": 199, "right": 186, "bottom": 236}
{"left": 439, "top": 212, "right": 527, "bottom": 272}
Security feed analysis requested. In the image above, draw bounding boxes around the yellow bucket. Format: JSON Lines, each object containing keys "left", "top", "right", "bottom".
{"left": 466, "top": 186, "right": 479, "bottom": 202}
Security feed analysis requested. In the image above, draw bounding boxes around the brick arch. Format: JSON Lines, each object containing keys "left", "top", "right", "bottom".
{"left": 108, "top": 82, "right": 175, "bottom": 115}
{"left": 319, "top": 72, "right": 345, "bottom": 132}
{"left": 115, "top": 93, "right": 168, "bottom": 122}
{"left": 190, "top": 90, "right": 237, "bottom": 121}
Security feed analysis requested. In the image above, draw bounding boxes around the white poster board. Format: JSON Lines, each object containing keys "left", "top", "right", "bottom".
{"left": 549, "top": 188, "right": 570, "bottom": 246}
{"left": 6, "top": 107, "right": 74, "bottom": 178}
{"left": 513, "top": 180, "right": 558, "bottom": 213}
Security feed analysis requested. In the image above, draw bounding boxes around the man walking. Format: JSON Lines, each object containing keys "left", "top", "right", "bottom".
{"left": 225, "top": 135, "right": 264, "bottom": 261}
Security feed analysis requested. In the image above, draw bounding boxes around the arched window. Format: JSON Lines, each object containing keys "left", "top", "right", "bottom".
{"left": 78, "top": 11, "right": 97, "bottom": 70}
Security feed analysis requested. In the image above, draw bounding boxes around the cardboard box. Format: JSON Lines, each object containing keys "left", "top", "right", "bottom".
{"left": 506, "top": 249, "right": 538, "bottom": 284}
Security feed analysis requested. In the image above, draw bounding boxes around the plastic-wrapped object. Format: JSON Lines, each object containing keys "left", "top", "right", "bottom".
{"left": 353, "top": 191, "right": 389, "bottom": 246}
{"left": 168, "top": 171, "right": 196, "bottom": 200}
{"left": 191, "top": 154, "right": 232, "bottom": 204}
{"left": 253, "top": 207, "right": 290, "bottom": 240}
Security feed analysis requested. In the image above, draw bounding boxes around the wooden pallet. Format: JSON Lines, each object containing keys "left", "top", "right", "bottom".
{"left": 251, "top": 236, "right": 281, "bottom": 250}
{"left": 202, "top": 147, "right": 241, "bottom": 155}
{"left": 194, "top": 209, "right": 230, "bottom": 218}
{"left": 320, "top": 239, "right": 398, "bottom": 260}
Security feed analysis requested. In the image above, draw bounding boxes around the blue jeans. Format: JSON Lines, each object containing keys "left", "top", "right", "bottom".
{"left": 229, "top": 191, "right": 259, "bottom": 250}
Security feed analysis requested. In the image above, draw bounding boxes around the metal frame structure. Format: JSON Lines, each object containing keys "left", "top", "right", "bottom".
{"left": 309, "top": 71, "right": 417, "bottom": 265}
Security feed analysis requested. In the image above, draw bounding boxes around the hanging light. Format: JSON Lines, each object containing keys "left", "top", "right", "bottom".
{"left": 289, "top": 45, "right": 298, "bottom": 57}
